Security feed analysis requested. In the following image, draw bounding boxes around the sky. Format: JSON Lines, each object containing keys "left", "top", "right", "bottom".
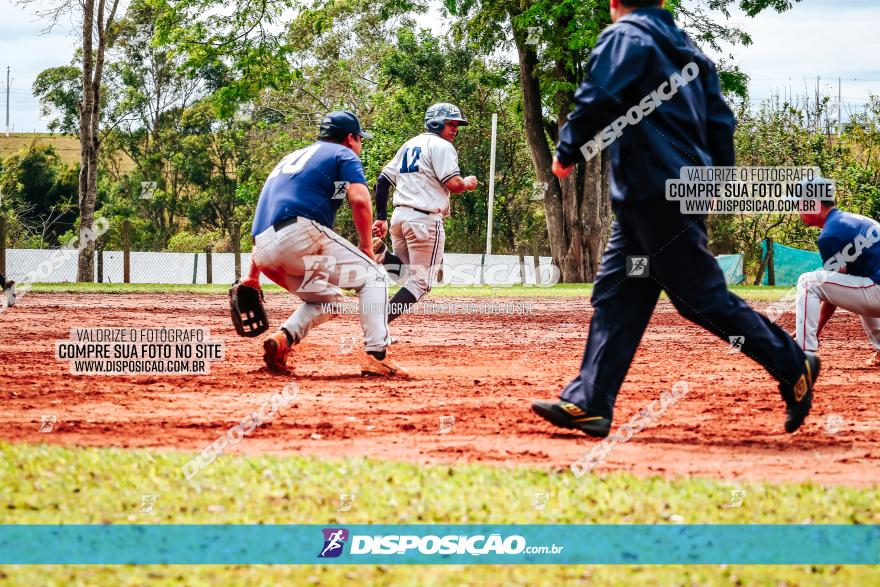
{"left": 1, "top": 0, "right": 879, "bottom": 134}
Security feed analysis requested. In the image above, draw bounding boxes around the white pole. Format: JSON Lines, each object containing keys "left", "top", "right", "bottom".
{"left": 485, "top": 113, "right": 497, "bottom": 256}
{"left": 5, "top": 67, "right": 10, "bottom": 138}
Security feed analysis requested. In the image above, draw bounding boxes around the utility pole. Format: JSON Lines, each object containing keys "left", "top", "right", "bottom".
{"left": 4, "top": 67, "right": 9, "bottom": 138}
{"left": 816, "top": 75, "right": 821, "bottom": 133}
{"left": 838, "top": 77, "right": 843, "bottom": 136}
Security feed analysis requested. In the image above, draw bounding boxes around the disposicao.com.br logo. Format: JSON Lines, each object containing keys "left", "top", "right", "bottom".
{"left": 317, "top": 528, "right": 564, "bottom": 558}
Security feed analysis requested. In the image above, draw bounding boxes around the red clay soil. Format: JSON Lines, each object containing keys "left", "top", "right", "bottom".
{"left": 2, "top": 292, "right": 879, "bottom": 487}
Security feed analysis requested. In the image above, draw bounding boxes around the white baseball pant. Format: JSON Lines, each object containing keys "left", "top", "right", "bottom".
{"left": 795, "top": 269, "right": 880, "bottom": 353}
{"left": 252, "top": 218, "right": 391, "bottom": 352}
{"left": 389, "top": 206, "right": 445, "bottom": 299}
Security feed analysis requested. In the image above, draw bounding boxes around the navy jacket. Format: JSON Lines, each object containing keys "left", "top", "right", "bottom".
{"left": 555, "top": 7, "right": 736, "bottom": 203}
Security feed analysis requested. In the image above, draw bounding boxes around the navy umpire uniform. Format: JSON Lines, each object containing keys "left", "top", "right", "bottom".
{"left": 531, "top": 0, "right": 819, "bottom": 437}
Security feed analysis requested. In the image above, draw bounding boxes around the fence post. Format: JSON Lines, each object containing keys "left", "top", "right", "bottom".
{"left": 96, "top": 240, "right": 104, "bottom": 283}
{"left": 205, "top": 245, "right": 213, "bottom": 285}
{"left": 123, "top": 220, "right": 131, "bottom": 284}
{"left": 531, "top": 233, "right": 541, "bottom": 286}
{"left": 232, "top": 222, "right": 241, "bottom": 282}
{"left": 0, "top": 214, "right": 6, "bottom": 279}
{"left": 518, "top": 247, "right": 528, "bottom": 286}
{"left": 191, "top": 253, "right": 199, "bottom": 285}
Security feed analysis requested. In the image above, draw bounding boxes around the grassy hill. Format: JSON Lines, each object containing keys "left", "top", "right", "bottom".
{"left": 0, "top": 133, "right": 81, "bottom": 164}
{"left": 0, "top": 133, "right": 133, "bottom": 171}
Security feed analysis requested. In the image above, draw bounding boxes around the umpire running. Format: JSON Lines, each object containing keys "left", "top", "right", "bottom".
{"left": 531, "top": 0, "right": 820, "bottom": 437}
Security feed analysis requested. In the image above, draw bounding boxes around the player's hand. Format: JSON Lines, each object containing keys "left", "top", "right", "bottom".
{"left": 463, "top": 176, "right": 478, "bottom": 191}
{"left": 240, "top": 276, "right": 261, "bottom": 290}
{"left": 372, "top": 220, "right": 388, "bottom": 239}
{"left": 552, "top": 156, "right": 574, "bottom": 180}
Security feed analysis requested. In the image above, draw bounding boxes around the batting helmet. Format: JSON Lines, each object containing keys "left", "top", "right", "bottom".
{"left": 424, "top": 103, "right": 469, "bottom": 134}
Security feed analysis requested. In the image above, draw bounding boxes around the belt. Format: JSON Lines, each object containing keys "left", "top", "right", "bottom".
{"left": 399, "top": 205, "right": 435, "bottom": 216}
{"left": 272, "top": 216, "right": 298, "bottom": 231}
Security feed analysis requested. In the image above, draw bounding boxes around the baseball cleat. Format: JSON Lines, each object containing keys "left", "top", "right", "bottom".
{"left": 531, "top": 400, "right": 612, "bottom": 438}
{"left": 372, "top": 237, "right": 387, "bottom": 264}
{"left": 361, "top": 352, "right": 409, "bottom": 378}
{"left": 263, "top": 330, "right": 291, "bottom": 373}
{"left": 780, "top": 352, "right": 820, "bottom": 433}
{"left": 867, "top": 352, "right": 880, "bottom": 367}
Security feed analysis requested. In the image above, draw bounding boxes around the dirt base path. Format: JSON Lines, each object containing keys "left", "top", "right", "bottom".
{"left": 2, "top": 293, "right": 878, "bottom": 486}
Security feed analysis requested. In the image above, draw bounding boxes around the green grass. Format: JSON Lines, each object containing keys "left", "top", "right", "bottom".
{"left": 26, "top": 282, "right": 794, "bottom": 300}
{"left": 1, "top": 442, "right": 877, "bottom": 585}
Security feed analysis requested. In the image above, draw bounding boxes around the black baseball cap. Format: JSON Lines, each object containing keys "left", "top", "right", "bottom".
{"left": 318, "top": 110, "right": 374, "bottom": 140}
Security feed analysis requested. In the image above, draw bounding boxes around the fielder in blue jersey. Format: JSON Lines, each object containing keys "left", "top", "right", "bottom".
{"left": 794, "top": 180, "right": 880, "bottom": 367}
{"left": 243, "top": 111, "right": 408, "bottom": 377}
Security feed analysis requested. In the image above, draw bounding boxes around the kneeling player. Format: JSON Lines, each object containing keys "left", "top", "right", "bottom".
{"left": 244, "top": 111, "right": 407, "bottom": 377}
{"left": 794, "top": 182, "right": 880, "bottom": 367}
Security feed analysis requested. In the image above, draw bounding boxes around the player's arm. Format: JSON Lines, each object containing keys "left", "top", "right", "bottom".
{"left": 373, "top": 173, "right": 393, "bottom": 238}
{"left": 816, "top": 265, "right": 846, "bottom": 337}
{"left": 347, "top": 182, "right": 377, "bottom": 260}
{"left": 816, "top": 301, "right": 837, "bottom": 338}
{"left": 554, "top": 30, "right": 648, "bottom": 178}
{"left": 373, "top": 151, "right": 402, "bottom": 238}
{"left": 703, "top": 58, "right": 736, "bottom": 166}
{"left": 433, "top": 141, "right": 477, "bottom": 193}
{"left": 241, "top": 259, "right": 262, "bottom": 289}
{"left": 443, "top": 175, "right": 478, "bottom": 193}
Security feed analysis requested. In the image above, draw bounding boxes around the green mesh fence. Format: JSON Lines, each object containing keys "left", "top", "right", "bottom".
{"left": 716, "top": 254, "right": 745, "bottom": 285}
{"left": 760, "top": 241, "right": 823, "bottom": 286}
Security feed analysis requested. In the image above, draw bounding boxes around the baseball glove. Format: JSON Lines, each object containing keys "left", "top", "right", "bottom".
{"left": 229, "top": 281, "right": 269, "bottom": 337}
{"left": 372, "top": 237, "right": 387, "bottom": 263}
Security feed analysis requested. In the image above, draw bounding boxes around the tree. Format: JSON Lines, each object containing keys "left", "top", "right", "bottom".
{"left": 100, "top": 0, "right": 206, "bottom": 246}
{"left": 27, "top": 0, "right": 125, "bottom": 281}
{"left": 0, "top": 143, "right": 78, "bottom": 246}
{"left": 445, "top": 0, "right": 803, "bottom": 282}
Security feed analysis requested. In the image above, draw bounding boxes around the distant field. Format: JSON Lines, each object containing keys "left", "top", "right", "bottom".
{"left": 0, "top": 133, "right": 133, "bottom": 170}
{"left": 0, "top": 133, "right": 80, "bottom": 164}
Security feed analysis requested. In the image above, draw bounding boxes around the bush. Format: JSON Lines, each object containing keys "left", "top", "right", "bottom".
{"left": 165, "top": 230, "right": 224, "bottom": 253}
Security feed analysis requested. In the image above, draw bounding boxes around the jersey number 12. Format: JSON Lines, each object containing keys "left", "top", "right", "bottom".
{"left": 399, "top": 147, "right": 422, "bottom": 174}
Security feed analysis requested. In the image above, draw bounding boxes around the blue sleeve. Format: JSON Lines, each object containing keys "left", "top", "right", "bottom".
{"left": 702, "top": 59, "right": 736, "bottom": 166}
{"left": 556, "top": 28, "right": 649, "bottom": 166}
{"left": 337, "top": 148, "right": 368, "bottom": 185}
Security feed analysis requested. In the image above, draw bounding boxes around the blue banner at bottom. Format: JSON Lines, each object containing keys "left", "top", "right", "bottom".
{"left": 0, "top": 525, "right": 877, "bottom": 565}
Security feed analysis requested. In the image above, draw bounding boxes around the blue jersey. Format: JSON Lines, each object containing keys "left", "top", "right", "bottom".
{"left": 251, "top": 141, "right": 367, "bottom": 235}
{"left": 818, "top": 208, "right": 880, "bottom": 284}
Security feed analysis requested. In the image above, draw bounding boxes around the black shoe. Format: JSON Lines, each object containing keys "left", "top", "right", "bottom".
{"left": 531, "top": 400, "right": 612, "bottom": 438}
{"left": 780, "top": 352, "right": 820, "bottom": 433}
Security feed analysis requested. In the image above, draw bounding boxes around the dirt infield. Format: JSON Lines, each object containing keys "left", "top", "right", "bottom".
{"left": 2, "top": 292, "right": 878, "bottom": 486}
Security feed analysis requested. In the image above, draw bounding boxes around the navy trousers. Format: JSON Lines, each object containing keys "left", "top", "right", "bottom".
{"left": 560, "top": 201, "right": 806, "bottom": 420}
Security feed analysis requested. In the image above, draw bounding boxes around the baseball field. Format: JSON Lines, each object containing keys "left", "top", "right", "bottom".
{"left": 2, "top": 283, "right": 878, "bottom": 584}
